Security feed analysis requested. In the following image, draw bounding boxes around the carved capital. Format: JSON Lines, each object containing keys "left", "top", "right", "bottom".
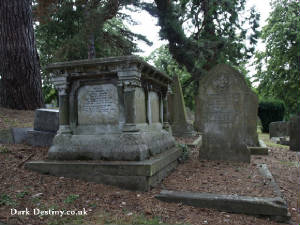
{"left": 122, "top": 80, "right": 142, "bottom": 91}
{"left": 52, "top": 75, "right": 69, "bottom": 95}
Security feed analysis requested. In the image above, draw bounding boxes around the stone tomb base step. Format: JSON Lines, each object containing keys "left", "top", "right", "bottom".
{"left": 25, "top": 147, "right": 181, "bottom": 191}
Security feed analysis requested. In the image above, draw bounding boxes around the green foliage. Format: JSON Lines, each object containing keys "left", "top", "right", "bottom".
{"left": 143, "top": 0, "right": 260, "bottom": 81}
{"left": 34, "top": 0, "right": 151, "bottom": 101}
{"left": 64, "top": 194, "right": 79, "bottom": 204}
{"left": 146, "top": 45, "right": 196, "bottom": 110}
{"left": 254, "top": 0, "right": 300, "bottom": 117}
{"left": 16, "top": 191, "right": 29, "bottom": 199}
{"left": 258, "top": 98, "right": 285, "bottom": 133}
{"left": 0, "top": 194, "right": 16, "bottom": 206}
{"left": 42, "top": 85, "right": 57, "bottom": 105}
{"left": 0, "top": 145, "right": 10, "bottom": 154}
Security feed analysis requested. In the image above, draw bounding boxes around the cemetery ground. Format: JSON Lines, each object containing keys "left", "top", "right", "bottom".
{"left": 0, "top": 107, "right": 299, "bottom": 225}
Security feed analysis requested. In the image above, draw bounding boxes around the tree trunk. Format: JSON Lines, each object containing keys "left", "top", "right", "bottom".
{"left": 0, "top": 0, "right": 44, "bottom": 110}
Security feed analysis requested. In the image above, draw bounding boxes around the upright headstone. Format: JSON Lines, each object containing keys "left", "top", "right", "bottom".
{"left": 195, "top": 64, "right": 259, "bottom": 163}
{"left": 289, "top": 116, "right": 300, "bottom": 151}
{"left": 269, "top": 121, "right": 290, "bottom": 138}
{"left": 169, "top": 75, "right": 195, "bottom": 137}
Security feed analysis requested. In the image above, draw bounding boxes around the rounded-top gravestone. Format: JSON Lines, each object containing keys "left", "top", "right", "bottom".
{"left": 195, "top": 64, "right": 259, "bottom": 163}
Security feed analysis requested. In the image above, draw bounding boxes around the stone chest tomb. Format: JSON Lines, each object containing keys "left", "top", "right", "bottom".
{"left": 195, "top": 64, "right": 259, "bottom": 163}
{"left": 25, "top": 56, "right": 181, "bottom": 191}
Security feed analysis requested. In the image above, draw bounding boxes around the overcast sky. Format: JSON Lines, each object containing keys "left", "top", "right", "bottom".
{"left": 127, "top": 0, "right": 272, "bottom": 73}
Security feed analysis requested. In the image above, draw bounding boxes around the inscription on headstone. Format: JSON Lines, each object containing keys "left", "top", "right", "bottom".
{"left": 196, "top": 64, "right": 257, "bottom": 163}
{"left": 78, "top": 84, "right": 119, "bottom": 125}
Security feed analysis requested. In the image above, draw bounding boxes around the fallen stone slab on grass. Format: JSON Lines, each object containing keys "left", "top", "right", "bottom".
{"left": 156, "top": 190, "right": 289, "bottom": 222}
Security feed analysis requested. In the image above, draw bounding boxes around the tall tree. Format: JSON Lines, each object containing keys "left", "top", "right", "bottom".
{"left": 34, "top": 0, "right": 150, "bottom": 61}
{"left": 143, "top": 0, "right": 259, "bottom": 86}
{"left": 34, "top": 0, "right": 151, "bottom": 104}
{"left": 0, "top": 0, "right": 44, "bottom": 110}
{"left": 254, "top": 0, "right": 300, "bottom": 116}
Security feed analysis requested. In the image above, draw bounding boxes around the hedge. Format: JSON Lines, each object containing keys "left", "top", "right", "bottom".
{"left": 258, "top": 98, "right": 285, "bottom": 133}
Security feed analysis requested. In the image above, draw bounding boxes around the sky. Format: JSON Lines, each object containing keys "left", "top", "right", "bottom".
{"left": 125, "top": 0, "right": 272, "bottom": 76}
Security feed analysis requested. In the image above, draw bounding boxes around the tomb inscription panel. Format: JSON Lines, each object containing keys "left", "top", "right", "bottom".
{"left": 77, "top": 84, "right": 119, "bottom": 125}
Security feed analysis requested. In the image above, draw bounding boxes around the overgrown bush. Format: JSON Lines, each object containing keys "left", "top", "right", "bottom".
{"left": 258, "top": 98, "right": 285, "bottom": 133}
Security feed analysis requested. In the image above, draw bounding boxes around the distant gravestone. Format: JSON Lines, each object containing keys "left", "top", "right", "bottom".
{"left": 34, "top": 108, "right": 59, "bottom": 132}
{"left": 289, "top": 116, "right": 300, "bottom": 151}
{"left": 269, "top": 121, "right": 289, "bottom": 138}
{"left": 25, "top": 108, "right": 59, "bottom": 147}
{"left": 195, "top": 64, "right": 259, "bottom": 163}
{"left": 169, "top": 75, "right": 195, "bottom": 137}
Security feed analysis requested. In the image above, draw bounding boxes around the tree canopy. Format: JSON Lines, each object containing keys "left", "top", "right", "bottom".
{"left": 33, "top": 0, "right": 152, "bottom": 103}
{"left": 143, "top": 0, "right": 260, "bottom": 87}
{"left": 254, "top": 0, "right": 300, "bottom": 116}
{"left": 34, "top": 0, "right": 151, "bottom": 63}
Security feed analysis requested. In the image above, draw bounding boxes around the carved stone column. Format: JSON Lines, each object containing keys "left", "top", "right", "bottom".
{"left": 52, "top": 75, "right": 72, "bottom": 135}
{"left": 159, "top": 92, "right": 164, "bottom": 124}
{"left": 146, "top": 85, "right": 152, "bottom": 125}
{"left": 163, "top": 86, "right": 171, "bottom": 131}
{"left": 122, "top": 82, "right": 139, "bottom": 132}
{"left": 117, "top": 63, "right": 142, "bottom": 132}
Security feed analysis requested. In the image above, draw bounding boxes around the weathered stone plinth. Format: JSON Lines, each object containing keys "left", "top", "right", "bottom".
{"left": 26, "top": 147, "right": 181, "bottom": 191}
{"left": 48, "top": 130, "right": 174, "bottom": 161}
